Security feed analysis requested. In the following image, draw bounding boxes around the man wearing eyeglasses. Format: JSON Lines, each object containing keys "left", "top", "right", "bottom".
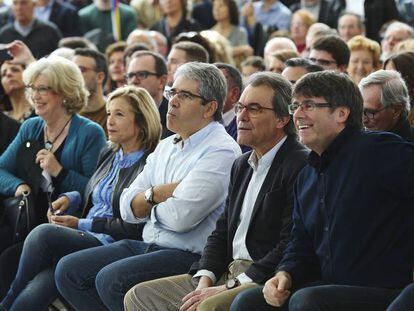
{"left": 126, "top": 50, "right": 173, "bottom": 138}
{"left": 55, "top": 62, "right": 241, "bottom": 311}
{"left": 122, "top": 72, "right": 308, "bottom": 311}
{"left": 359, "top": 70, "right": 414, "bottom": 142}
{"left": 231, "top": 70, "right": 414, "bottom": 311}
{"left": 73, "top": 48, "right": 108, "bottom": 135}
{"left": 309, "top": 35, "right": 350, "bottom": 72}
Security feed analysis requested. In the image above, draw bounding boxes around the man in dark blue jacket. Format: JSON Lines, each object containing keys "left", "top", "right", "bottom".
{"left": 231, "top": 71, "right": 414, "bottom": 311}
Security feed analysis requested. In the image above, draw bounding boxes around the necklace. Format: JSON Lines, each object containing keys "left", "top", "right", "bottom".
{"left": 44, "top": 116, "right": 72, "bottom": 151}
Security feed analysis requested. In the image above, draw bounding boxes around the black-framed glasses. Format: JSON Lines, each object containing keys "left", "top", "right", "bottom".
{"left": 164, "top": 89, "right": 209, "bottom": 103}
{"left": 308, "top": 57, "right": 337, "bottom": 67}
{"left": 78, "top": 66, "right": 97, "bottom": 73}
{"left": 288, "top": 101, "right": 333, "bottom": 114}
{"left": 25, "top": 85, "right": 53, "bottom": 96}
{"left": 125, "top": 70, "right": 159, "bottom": 81}
{"left": 235, "top": 102, "right": 274, "bottom": 116}
{"left": 363, "top": 107, "right": 387, "bottom": 119}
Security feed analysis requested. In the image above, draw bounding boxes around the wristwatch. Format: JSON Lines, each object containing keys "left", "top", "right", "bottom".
{"left": 225, "top": 277, "right": 240, "bottom": 290}
{"left": 144, "top": 187, "right": 155, "bottom": 204}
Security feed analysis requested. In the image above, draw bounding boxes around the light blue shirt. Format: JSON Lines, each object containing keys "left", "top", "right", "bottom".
{"left": 120, "top": 122, "right": 242, "bottom": 254}
{"left": 35, "top": 0, "right": 54, "bottom": 23}
{"left": 65, "top": 149, "right": 145, "bottom": 245}
{"left": 253, "top": 0, "right": 291, "bottom": 31}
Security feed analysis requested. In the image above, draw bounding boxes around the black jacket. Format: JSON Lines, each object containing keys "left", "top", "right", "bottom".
{"left": 0, "top": 1, "right": 80, "bottom": 37}
{"left": 391, "top": 118, "right": 414, "bottom": 143}
{"left": 318, "top": 0, "right": 399, "bottom": 42}
{"left": 189, "top": 135, "right": 308, "bottom": 284}
{"left": 0, "top": 19, "right": 62, "bottom": 59}
{"left": 80, "top": 147, "right": 148, "bottom": 241}
{"left": 0, "top": 111, "right": 20, "bottom": 156}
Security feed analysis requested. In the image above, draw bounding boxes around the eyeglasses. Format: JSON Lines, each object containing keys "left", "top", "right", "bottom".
{"left": 288, "top": 101, "right": 333, "bottom": 114}
{"left": 164, "top": 89, "right": 209, "bottom": 103}
{"left": 125, "top": 70, "right": 159, "bottom": 81}
{"left": 235, "top": 102, "right": 274, "bottom": 116}
{"left": 25, "top": 85, "right": 53, "bottom": 96}
{"left": 308, "top": 57, "right": 337, "bottom": 67}
{"left": 363, "top": 107, "right": 387, "bottom": 119}
{"left": 78, "top": 66, "right": 97, "bottom": 73}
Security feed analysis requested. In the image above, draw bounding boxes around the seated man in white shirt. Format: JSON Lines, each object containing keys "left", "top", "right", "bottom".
{"left": 54, "top": 62, "right": 242, "bottom": 311}
{"left": 124, "top": 72, "right": 308, "bottom": 311}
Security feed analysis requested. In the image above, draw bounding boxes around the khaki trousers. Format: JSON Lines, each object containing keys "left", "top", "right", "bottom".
{"left": 124, "top": 260, "right": 259, "bottom": 311}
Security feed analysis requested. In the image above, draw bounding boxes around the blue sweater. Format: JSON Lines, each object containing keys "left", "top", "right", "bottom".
{"left": 0, "top": 114, "right": 106, "bottom": 196}
{"left": 278, "top": 128, "right": 414, "bottom": 289}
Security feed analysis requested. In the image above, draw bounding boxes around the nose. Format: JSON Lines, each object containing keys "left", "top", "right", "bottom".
{"left": 236, "top": 106, "right": 250, "bottom": 122}
{"left": 169, "top": 94, "right": 180, "bottom": 107}
{"left": 293, "top": 105, "right": 305, "bottom": 119}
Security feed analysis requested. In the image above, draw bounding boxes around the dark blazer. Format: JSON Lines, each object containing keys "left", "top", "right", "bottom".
{"left": 318, "top": 0, "right": 399, "bottom": 42}
{"left": 49, "top": 0, "right": 81, "bottom": 37}
{"left": 0, "top": 1, "right": 80, "bottom": 38}
{"left": 0, "top": 111, "right": 19, "bottom": 156}
{"left": 0, "top": 19, "right": 62, "bottom": 59}
{"left": 189, "top": 135, "right": 308, "bottom": 284}
{"left": 158, "top": 96, "right": 174, "bottom": 139}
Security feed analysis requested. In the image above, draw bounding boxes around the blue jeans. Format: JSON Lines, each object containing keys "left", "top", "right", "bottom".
{"left": 55, "top": 239, "right": 201, "bottom": 311}
{"left": 0, "top": 224, "right": 102, "bottom": 311}
{"left": 387, "top": 283, "right": 414, "bottom": 311}
{"left": 230, "top": 284, "right": 401, "bottom": 311}
{"left": 230, "top": 286, "right": 286, "bottom": 311}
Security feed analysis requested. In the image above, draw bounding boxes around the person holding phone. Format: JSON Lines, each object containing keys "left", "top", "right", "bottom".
{"left": 0, "top": 55, "right": 106, "bottom": 298}
{"left": 0, "top": 85, "right": 162, "bottom": 310}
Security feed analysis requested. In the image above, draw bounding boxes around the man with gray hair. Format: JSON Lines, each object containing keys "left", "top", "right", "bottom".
{"left": 55, "top": 62, "right": 242, "bottom": 311}
{"left": 381, "top": 21, "right": 414, "bottom": 61}
{"left": 359, "top": 69, "right": 414, "bottom": 142}
{"left": 123, "top": 72, "right": 308, "bottom": 311}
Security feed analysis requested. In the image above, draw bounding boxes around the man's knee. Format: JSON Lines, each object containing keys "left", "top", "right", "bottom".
{"left": 289, "top": 287, "right": 323, "bottom": 311}
{"left": 230, "top": 286, "right": 265, "bottom": 311}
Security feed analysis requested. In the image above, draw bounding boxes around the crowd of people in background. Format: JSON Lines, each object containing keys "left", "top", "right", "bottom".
{"left": 0, "top": 0, "right": 414, "bottom": 310}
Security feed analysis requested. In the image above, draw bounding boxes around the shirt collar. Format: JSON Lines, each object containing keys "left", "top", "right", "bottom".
{"left": 173, "top": 121, "right": 220, "bottom": 150}
{"left": 117, "top": 148, "right": 145, "bottom": 168}
{"left": 14, "top": 19, "right": 35, "bottom": 36}
{"left": 248, "top": 135, "right": 287, "bottom": 171}
{"left": 36, "top": 0, "right": 54, "bottom": 10}
{"left": 307, "top": 127, "right": 356, "bottom": 172}
{"left": 222, "top": 109, "right": 236, "bottom": 127}
{"left": 259, "top": 0, "right": 281, "bottom": 12}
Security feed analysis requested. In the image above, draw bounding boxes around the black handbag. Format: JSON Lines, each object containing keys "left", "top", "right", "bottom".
{"left": 2, "top": 191, "right": 36, "bottom": 243}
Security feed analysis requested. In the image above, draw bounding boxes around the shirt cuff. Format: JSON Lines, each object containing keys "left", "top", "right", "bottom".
{"left": 58, "top": 191, "right": 81, "bottom": 215}
{"left": 120, "top": 188, "right": 149, "bottom": 223}
{"left": 236, "top": 272, "right": 253, "bottom": 285}
{"left": 78, "top": 218, "right": 92, "bottom": 231}
{"left": 193, "top": 270, "right": 217, "bottom": 284}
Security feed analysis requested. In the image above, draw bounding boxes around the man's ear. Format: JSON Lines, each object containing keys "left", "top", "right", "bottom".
{"left": 158, "top": 74, "right": 167, "bottom": 90}
{"left": 204, "top": 101, "right": 218, "bottom": 119}
{"left": 335, "top": 106, "right": 351, "bottom": 124}
{"left": 97, "top": 71, "right": 105, "bottom": 85}
{"left": 229, "top": 86, "right": 241, "bottom": 105}
{"left": 392, "top": 104, "right": 403, "bottom": 120}
{"left": 338, "top": 64, "right": 348, "bottom": 73}
{"left": 276, "top": 115, "right": 290, "bottom": 129}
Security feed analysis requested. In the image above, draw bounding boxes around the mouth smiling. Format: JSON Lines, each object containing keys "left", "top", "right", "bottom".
{"left": 297, "top": 124, "right": 312, "bottom": 130}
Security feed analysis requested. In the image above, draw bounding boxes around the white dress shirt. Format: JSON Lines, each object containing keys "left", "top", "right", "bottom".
{"left": 120, "top": 121, "right": 241, "bottom": 254}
